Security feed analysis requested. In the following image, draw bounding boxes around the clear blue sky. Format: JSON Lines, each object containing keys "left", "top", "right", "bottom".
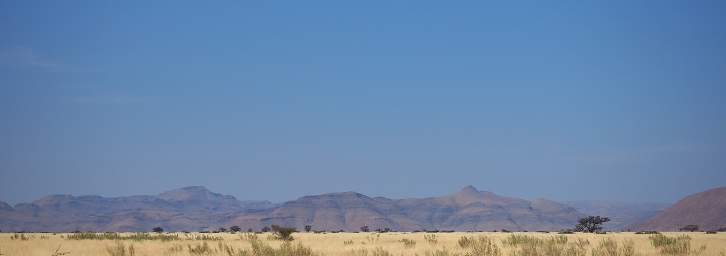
{"left": 1, "top": 1, "right": 725, "bottom": 205}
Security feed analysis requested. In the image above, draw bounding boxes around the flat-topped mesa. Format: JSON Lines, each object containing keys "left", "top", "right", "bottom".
{"left": 158, "top": 186, "right": 237, "bottom": 202}
{"left": 31, "top": 194, "right": 76, "bottom": 207}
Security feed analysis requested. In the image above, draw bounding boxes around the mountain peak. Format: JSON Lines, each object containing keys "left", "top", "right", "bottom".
{"left": 0, "top": 200, "right": 12, "bottom": 211}
{"left": 630, "top": 186, "right": 726, "bottom": 231}
{"left": 178, "top": 186, "right": 210, "bottom": 192}
{"left": 460, "top": 185, "right": 479, "bottom": 194}
{"left": 158, "top": 186, "right": 234, "bottom": 202}
{"left": 32, "top": 194, "right": 75, "bottom": 206}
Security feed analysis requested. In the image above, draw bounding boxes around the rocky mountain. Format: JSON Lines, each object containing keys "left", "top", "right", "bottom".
{"left": 629, "top": 187, "right": 726, "bottom": 231}
{"left": 565, "top": 200, "right": 670, "bottom": 230}
{"left": 0, "top": 186, "right": 275, "bottom": 232}
{"left": 0, "top": 185, "right": 583, "bottom": 232}
{"left": 212, "top": 186, "right": 584, "bottom": 232}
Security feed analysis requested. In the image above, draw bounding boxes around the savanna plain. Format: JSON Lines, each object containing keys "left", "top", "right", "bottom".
{"left": 1, "top": 231, "right": 725, "bottom": 256}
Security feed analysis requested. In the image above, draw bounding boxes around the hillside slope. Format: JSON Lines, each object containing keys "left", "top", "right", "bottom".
{"left": 629, "top": 187, "right": 726, "bottom": 231}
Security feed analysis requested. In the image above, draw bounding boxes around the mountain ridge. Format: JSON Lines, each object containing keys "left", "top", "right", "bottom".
{"left": 629, "top": 186, "right": 726, "bottom": 231}
{"left": 0, "top": 185, "right": 674, "bottom": 232}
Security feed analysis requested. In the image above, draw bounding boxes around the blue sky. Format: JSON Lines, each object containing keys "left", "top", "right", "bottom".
{"left": 1, "top": 1, "right": 725, "bottom": 205}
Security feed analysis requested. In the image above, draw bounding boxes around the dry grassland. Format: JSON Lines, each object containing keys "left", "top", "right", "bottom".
{"left": 0, "top": 232, "right": 725, "bottom": 256}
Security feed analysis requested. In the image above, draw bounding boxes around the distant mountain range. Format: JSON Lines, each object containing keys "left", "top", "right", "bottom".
{"left": 0, "top": 186, "right": 276, "bottom": 232}
{"left": 1, "top": 185, "right": 710, "bottom": 232}
{"left": 629, "top": 187, "right": 726, "bottom": 231}
{"left": 226, "top": 186, "right": 584, "bottom": 232}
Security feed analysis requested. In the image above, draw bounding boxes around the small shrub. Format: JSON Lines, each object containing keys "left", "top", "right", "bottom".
{"left": 188, "top": 234, "right": 223, "bottom": 241}
{"left": 271, "top": 225, "right": 296, "bottom": 241}
{"left": 11, "top": 233, "right": 29, "bottom": 240}
{"left": 230, "top": 226, "right": 242, "bottom": 232}
{"left": 67, "top": 232, "right": 179, "bottom": 241}
{"left": 188, "top": 242, "right": 213, "bottom": 256}
{"left": 706, "top": 231, "right": 717, "bottom": 234}
{"left": 361, "top": 225, "right": 370, "bottom": 232}
{"left": 371, "top": 247, "right": 392, "bottom": 256}
{"left": 50, "top": 245, "right": 70, "bottom": 256}
{"left": 248, "top": 239, "right": 317, "bottom": 256}
{"left": 106, "top": 242, "right": 135, "bottom": 256}
{"left": 343, "top": 239, "right": 354, "bottom": 245}
{"left": 503, "top": 234, "right": 590, "bottom": 256}
{"left": 425, "top": 248, "right": 460, "bottom": 256}
{"left": 152, "top": 227, "right": 164, "bottom": 233}
{"left": 241, "top": 233, "right": 259, "bottom": 241}
{"left": 463, "top": 236, "right": 500, "bottom": 256}
{"left": 348, "top": 248, "right": 369, "bottom": 256}
{"left": 635, "top": 231, "right": 659, "bottom": 235}
{"left": 367, "top": 234, "right": 381, "bottom": 244}
{"left": 649, "top": 234, "right": 706, "bottom": 256}
{"left": 305, "top": 225, "right": 312, "bottom": 232}
{"left": 400, "top": 238, "right": 417, "bottom": 248}
{"left": 166, "top": 244, "right": 184, "bottom": 254}
{"left": 424, "top": 234, "right": 438, "bottom": 244}
{"left": 680, "top": 225, "right": 699, "bottom": 232}
{"left": 458, "top": 236, "right": 476, "bottom": 248}
{"left": 591, "top": 238, "right": 636, "bottom": 256}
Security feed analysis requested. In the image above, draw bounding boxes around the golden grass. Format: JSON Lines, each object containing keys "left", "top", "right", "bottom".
{"left": 0, "top": 232, "right": 725, "bottom": 256}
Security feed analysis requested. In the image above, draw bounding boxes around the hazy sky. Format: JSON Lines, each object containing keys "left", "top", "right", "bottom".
{"left": 2, "top": 1, "right": 725, "bottom": 205}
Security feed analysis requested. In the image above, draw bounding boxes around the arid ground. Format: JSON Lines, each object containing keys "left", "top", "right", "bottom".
{"left": 1, "top": 232, "right": 725, "bottom": 256}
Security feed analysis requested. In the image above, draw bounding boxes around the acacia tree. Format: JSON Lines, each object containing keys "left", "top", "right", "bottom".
{"left": 574, "top": 216, "right": 610, "bottom": 233}
{"left": 230, "top": 226, "right": 241, "bottom": 232}
{"left": 271, "top": 225, "right": 296, "bottom": 241}
{"left": 152, "top": 227, "right": 164, "bottom": 233}
{"left": 680, "top": 225, "right": 699, "bottom": 232}
{"left": 360, "top": 225, "right": 370, "bottom": 232}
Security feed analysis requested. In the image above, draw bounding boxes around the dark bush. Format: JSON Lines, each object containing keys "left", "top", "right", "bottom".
{"left": 574, "top": 216, "right": 610, "bottom": 233}
{"left": 304, "top": 225, "right": 312, "bottom": 232}
{"left": 230, "top": 226, "right": 241, "bottom": 232}
{"left": 261, "top": 226, "right": 271, "bottom": 232}
{"left": 360, "top": 225, "right": 370, "bottom": 232}
{"left": 152, "top": 227, "right": 164, "bottom": 233}
{"left": 635, "top": 231, "right": 660, "bottom": 234}
{"left": 679, "top": 225, "right": 699, "bottom": 232}
{"left": 270, "top": 225, "right": 296, "bottom": 241}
